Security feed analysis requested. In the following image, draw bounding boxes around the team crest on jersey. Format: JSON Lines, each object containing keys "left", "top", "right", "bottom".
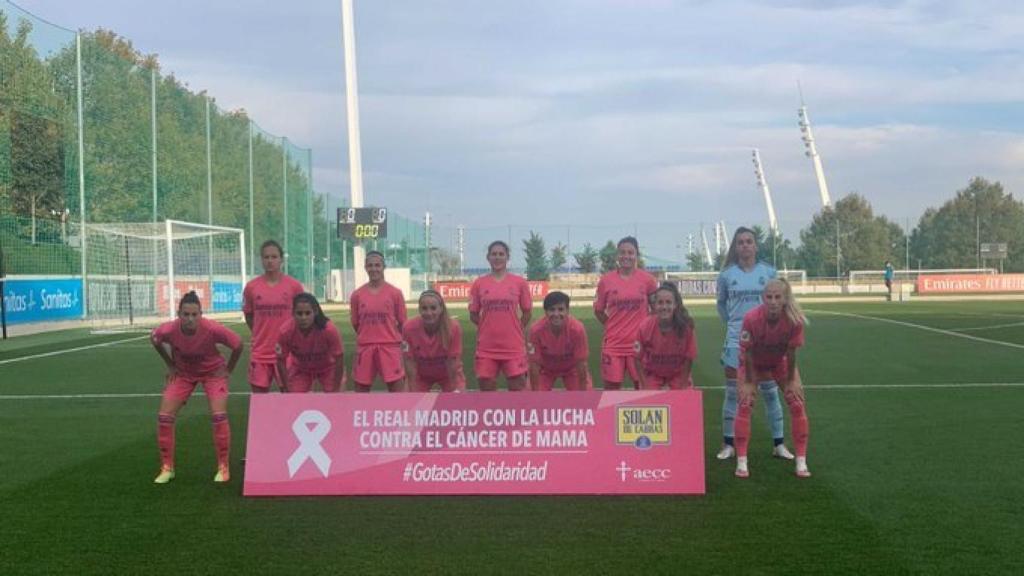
{"left": 526, "top": 342, "right": 535, "bottom": 355}
{"left": 731, "top": 279, "right": 738, "bottom": 286}
{"left": 400, "top": 341, "right": 410, "bottom": 353}
{"left": 633, "top": 341, "right": 643, "bottom": 354}
{"left": 274, "top": 343, "right": 282, "bottom": 356}
{"left": 759, "top": 276, "right": 766, "bottom": 285}
{"left": 740, "top": 330, "right": 751, "bottom": 342}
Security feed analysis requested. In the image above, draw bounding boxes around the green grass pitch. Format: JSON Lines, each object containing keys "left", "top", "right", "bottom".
{"left": 1, "top": 300, "right": 1022, "bottom": 574}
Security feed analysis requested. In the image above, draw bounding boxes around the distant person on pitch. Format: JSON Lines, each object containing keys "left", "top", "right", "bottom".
{"left": 470, "top": 241, "right": 533, "bottom": 391}
{"left": 884, "top": 261, "right": 895, "bottom": 301}
{"left": 528, "top": 291, "right": 592, "bottom": 391}
{"left": 633, "top": 283, "right": 697, "bottom": 390}
{"left": 715, "top": 227, "right": 793, "bottom": 462}
{"left": 594, "top": 236, "right": 658, "bottom": 390}
{"left": 350, "top": 251, "right": 407, "bottom": 392}
{"left": 276, "top": 293, "right": 345, "bottom": 393}
{"left": 734, "top": 278, "right": 812, "bottom": 479}
{"left": 403, "top": 290, "right": 466, "bottom": 392}
{"left": 243, "top": 240, "right": 304, "bottom": 393}
{"left": 150, "top": 291, "right": 242, "bottom": 484}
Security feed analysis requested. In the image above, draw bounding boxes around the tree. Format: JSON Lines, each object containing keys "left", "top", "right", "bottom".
{"left": 796, "top": 193, "right": 905, "bottom": 277}
{"left": 599, "top": 240, "right": 618, "bottom": 273}
{"left": 523, "top": 231, "right": 549, "bottom": 280}
{"left": 749, "top": 225, "right": 798, "bottom": 271}
{"left": 550, "top": 242, "right": 567, "bottom": 272}
{"left": 686, "top": 252, "right": 710, "bottom": 272}
{"left": 911, "top": 178, "right": 1024, "bottom": 272}
{"left": 574, "top": 243, "right": 598, "bottom": 273}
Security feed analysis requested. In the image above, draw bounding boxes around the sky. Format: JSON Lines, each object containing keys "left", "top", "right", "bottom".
{"left": 12, "top": 0, "right": 1024, "bottom": 268}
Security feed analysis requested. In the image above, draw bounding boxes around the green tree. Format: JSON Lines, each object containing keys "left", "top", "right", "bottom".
{"left": 574, "top": 242, "right": 598, "bottom": 273}
{"left": 599, "top": 240, "right": 618, "bottom": 273}
{"left": 911, "top": 178, "right": 1024, "bottom": 272}
{"left": 748, "top": 225, "right": 799, "bottom": 270}
{"left": 523, "top": 230, "right": 549, "bottom": 280}
{"left": 796, "top": 193, "right": 905, "bottom": 277}
{"left": 686, "top": 252, "right": 710, "bottom": 272}
{"left": 550, "top": 242, "right": 567, "bottom": 271}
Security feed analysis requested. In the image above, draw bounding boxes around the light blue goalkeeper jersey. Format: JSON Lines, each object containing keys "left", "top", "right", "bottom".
{"left": 716, "top": 261, "right": 777, "bottom": 348}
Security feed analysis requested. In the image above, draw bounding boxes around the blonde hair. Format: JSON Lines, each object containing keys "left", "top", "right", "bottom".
{"left": 418, "top": 290, "right": 451, "bottom": 349}
{"left": 766, "top": 278, "right": 808, "bottom": 327}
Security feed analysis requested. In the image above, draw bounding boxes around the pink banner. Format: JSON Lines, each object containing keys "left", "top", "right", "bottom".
{"left": 243, "top": 391, "right": 704, "bottom": 496}
{"left": 434, "top": 281, "right": 550, "bottom": 302}
{"left": 916, "top": 274, "right": 1024, "bottom": 294}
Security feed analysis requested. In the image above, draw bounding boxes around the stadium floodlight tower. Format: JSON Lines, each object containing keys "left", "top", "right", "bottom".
{"left": 342, "top": 0, "right": 368, "bottom": 290}
{"left": 798, "top": 90, "right": 832, "bottom": 208}
{"left": 751, "top": 149, "right": 779, "bottom": 234}
{"left": 700, "top": 226, "right": 714, "bottom": 269}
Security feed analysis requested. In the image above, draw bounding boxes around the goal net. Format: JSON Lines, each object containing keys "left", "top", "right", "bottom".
{"left": 85, "top": 220, "right": 246, "bottom": 333}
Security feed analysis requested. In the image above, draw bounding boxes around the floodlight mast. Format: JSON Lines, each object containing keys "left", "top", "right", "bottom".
{"left": 701, "top": 226, "right": 713, "bottom": 268}
{"left": 752, "top": 149, "right": 779, "bottom": 234}
{"left": 342, "top": 0, "right": 367, "bottom": 290}
{"left": 798, "top": 89, "right": 832, "bottom": 208}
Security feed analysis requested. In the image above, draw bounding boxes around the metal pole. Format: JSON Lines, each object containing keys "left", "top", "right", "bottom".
{"left": 835, "top": 216, "right": 841, "bottom": 280}
{"left": 307, "top": 148, "right": 314, "bottom": 289}
{"left": 283, "top": 137, "right": 289, "bottom": 275}
{"left": 76, "top": 32, "right": 88, "bottom": 319}
{"left": 342, "top": 0, "right": 368, "bottom": 288}
{"left": 206, "top": 97, "right": 214, "bottom": 288}
{"left": 248, "top": 120, "right": 255, "bottom": 277}
{"left": 151, "top": 67, "right": 158, "bottom": 222}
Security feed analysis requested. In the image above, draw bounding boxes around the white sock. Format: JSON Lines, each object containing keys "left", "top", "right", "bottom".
{"left": 796, "top": 456, "right": 808, "bottom": 471}
{"left": 736, "top": 456, "right": 748, "bottom": 472}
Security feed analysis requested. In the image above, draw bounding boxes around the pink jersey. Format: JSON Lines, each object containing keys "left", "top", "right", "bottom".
{"left": 151, "top": 317, "right": 241, "bottom": 377}
{"left": 243, "top": 274, "right": 305, "bottom": 362}
{"left": 739, "top": 305, "right": 805, "bottom": 370}
{"left": 469, "top": 273, "right": 532, "bottom": 360}
{"left": 594, "top": 268, "right": 658, "bottom": 355}
{"left": 528, "top": 316, "right": 589, "bottom": 375}
{"left": 276, "top": 319, "right": 344, "bottom": 373}
{"left": 402, "top": 317, "right": 462, "bottom": 382}
{"left": 350, "top": 282, "right": 407, "bottom": 346}
{"left": 635, "top": 315, "right": 697, "bottom": 378}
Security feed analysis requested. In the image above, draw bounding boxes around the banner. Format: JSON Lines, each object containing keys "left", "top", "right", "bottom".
{"left": 212, "top": 281, "right": 243, "bottom": 312}
{"left": 2, "top": 278, "right": 83, "bottom": 325}
{"left": 434, "top": 281, "right": 550, "bottom": 302}
{"left": 156, "top": 279, "right": 211, "bottom": 315}
{"left": 244, "top": 390, "right": 704, "bottom": 496}
{"left": 916, "top": 274, "right": 1024, "bottom": 294}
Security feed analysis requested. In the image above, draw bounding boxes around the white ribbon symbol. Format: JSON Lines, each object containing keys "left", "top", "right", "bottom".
{"left": 287, "top": 410, "right": 332, "bottom": 478}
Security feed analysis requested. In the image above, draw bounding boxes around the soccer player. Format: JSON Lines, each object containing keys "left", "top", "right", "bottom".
{"left": 594, "top": 236, "right": 657, "bottom": 390}
{"left": 243, "top": 240, "right": 304, "bottom": 393}
{"left": 884, "top": 260, "right": 895, "bottom": 301}
{"left": 350, "top": 251, "right": 407, "bottom": 392}
{"left": 150, "top": 291, "right": 242, "bottom": 484}
{"left": 715, "top": 227, "right": 792, "bottom": 461}
{"left": 634, "top": 283, "right": 697, "bottom": 390}
{"left": 734, "top": 278, "right": 811, "bottom": 478}
{"left": 528, "top": 291, "right": 591, "bottom": 391}
{"left": 470, "top": 240, "right": 532, "bottom": 391}
{"left": 403, "top": 290, "right": 466, "bottom": 392}
{"left": 276, "top": 293, "right": 345, "bottom": 393}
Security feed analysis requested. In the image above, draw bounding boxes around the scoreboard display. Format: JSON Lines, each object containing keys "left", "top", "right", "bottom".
{"left": 337, "top": 207, "right": 388, "bottom": 240}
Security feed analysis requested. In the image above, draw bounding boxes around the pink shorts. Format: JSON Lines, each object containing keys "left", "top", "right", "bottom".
{"left": 354, "top": 344, "right": 405, "bottom": 386}
{"left": 163, "top": 374, "right": 229, "bottom": 403}
{"left": 248, "top": 361, "right": 282, "bottom": 390}
{"left": 535, "top": 370, "right": 592, "bottom": 391}
{"left": 412, "top": 364, "right": 467, "bottom": 393}
{"left": 475, "top": 355, "right": 528, "bottom": 380}
{"left": 600, "top": 353, "right": 640, "bottom": 386}
{"left": 740, "top": 360, "right": 789, "bottom": 384}
{"left": 640, "top": 372, "right": 693, "bottom": 390}
{"left": 287, "top": 365, "right": 339, "bottom": 393}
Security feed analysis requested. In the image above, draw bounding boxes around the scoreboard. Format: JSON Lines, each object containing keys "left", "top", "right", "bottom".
{"left": 337, "top": 207, "right": 388, "bottom": 240}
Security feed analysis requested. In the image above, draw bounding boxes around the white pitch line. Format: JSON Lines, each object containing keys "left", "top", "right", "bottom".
{"left": 2, "top": 383, "right": 1024, "bottom": 400}
{"left": 0, "top": 335, "right": 151, "bottom": 366}
{"left": 808, "top": 309, "right": 1024, "bottom": 350}
{"left": 951, "top": 322, "right": 1024, "bottom": 333}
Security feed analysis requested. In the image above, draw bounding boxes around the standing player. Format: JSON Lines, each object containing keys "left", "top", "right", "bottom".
{"left": 884, "top": 260, "right": 895, "bottom": 301}
{"left": 243, "top": 240, "right": 304, "bottom": 393}
{"left": 734, "top": 278, "right": 811, "bottom": 478}
{"left": 350, "top": 251, "right": 407, "bottom": 392}
{"left": 470, "top": 241, "right": 532, "bottom": 391}
{"left": 715, "top": 227, "right": 792, "bottom": 461}
{"left": 528, "top": 291, "right": 591, "bottom": 391}
{"left": 150, "top": 291, "right": 242, "bottom": 484}
{"left": 276, "top": 293, "right": 345, "bottom": 393}
{"left": 594, "top": 236, "right": 657, "bottom": 390}
{"left": 403, "top": 290, "right": 466, "bottom": 392}
{"left": 634, "top": 283, "right": 697, "bottom": 390}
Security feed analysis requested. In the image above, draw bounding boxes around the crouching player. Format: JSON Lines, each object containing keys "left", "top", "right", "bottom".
{"left": 403, "top": 290, "right": 466, "bottom": 392}
{"left": 734, "top": 278, "right": 811, "bottom": 478}
{"left": 633, "top": 283, "right": 697, "bottom": 390}
{"left": 528, "top": 291, "right": 591, "bottom": 391}
{"left": 150, "top": 291, "right": 242, "bottom": 484}
{"left": 276, "top": 293, "right": 345, "bottom": 393}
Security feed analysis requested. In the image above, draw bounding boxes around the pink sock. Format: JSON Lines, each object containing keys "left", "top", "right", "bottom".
{"left": 734, "top": 400, "right": 753, "bottom": 458}
{"left": 211, "top": 413, "right": 230, "bottom": 469}
{"left": 785, "top": 391, "right": 809, "bottom": 458}
{"left": 158, "top": 414, "right": 176, "bottom": 470}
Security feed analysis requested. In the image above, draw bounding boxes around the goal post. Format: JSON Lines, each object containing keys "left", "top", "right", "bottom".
{"left": 85, "top": 220, "right": 246, "bottom": 332}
